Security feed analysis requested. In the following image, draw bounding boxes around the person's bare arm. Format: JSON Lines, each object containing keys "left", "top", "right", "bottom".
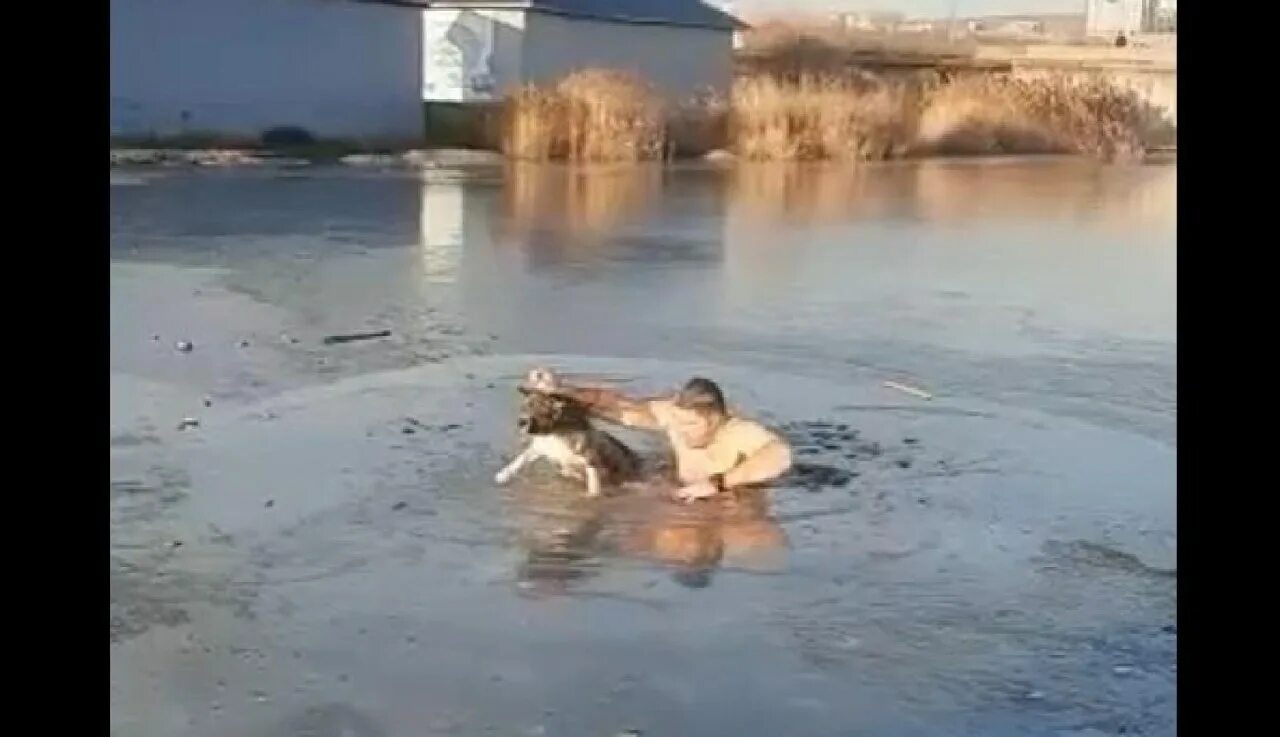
{"left": 552, "top": 385, "right": 669, "bottom": 430}
{"left": 721, "top": 436, "right": 793, "bottom": 488}
{"left": 676, "top": 423, "right": 793, "bottom": 502}
{"left": 522, "top": 369, "right": 668, "bottom": 431}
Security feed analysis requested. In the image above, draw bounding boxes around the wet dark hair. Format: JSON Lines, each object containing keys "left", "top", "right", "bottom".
{"left": 674, "top": 377, "right": 728, "bottom": 417}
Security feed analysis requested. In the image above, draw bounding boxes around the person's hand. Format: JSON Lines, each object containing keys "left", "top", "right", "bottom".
{"left": 522, "top": 367, "right": 560, "bottom": 393}
{"left": 674, "top": 480, "right": 719, "bottom": 504}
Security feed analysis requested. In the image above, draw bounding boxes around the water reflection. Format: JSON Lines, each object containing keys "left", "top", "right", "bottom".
{"left": 417, "top": 182, "right": 465, "bottom": 284}
{"left": 493, "top": 158, "right": 1175, "bottom": 247}
{"left": 907, "top": 158, "right": 1176, "bottom": 227}
{"left": 728, "top": 164, "right": 912, "bottom": 224}
{"left": 621, "top": 488, "right": 788, "bottom": 586}
{"left": 495, "top": 164, "right": 730, "bottom": 274}
{"left": 513, "top": 483, "right": 787, "bottom": 595}
{"left": 502, "top": 164, "right": 664, "bottom": 240}
{"left": 724, "top": 159, "right": 1177, "bottom": 229}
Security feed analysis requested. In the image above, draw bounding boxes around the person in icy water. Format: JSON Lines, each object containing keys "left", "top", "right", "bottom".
{"left": 520, "top": 368, "right": 793, "bottom": 502}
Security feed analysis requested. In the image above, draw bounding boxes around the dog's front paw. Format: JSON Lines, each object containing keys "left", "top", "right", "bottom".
{"left": 494, "top": 470, "right": 513, "bottom": 485}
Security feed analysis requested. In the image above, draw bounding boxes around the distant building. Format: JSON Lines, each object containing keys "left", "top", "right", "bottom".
{"left": 896, "top": 20, "right": 936, "bottom": 34}
{"left": 1152, "top": 0, "right": 1177, "bottom": 33}
{"left": 420, "top": 1, "right": 745, "bottom": 106}
{"left": 111, "top": 0, "right": 424, "bottom": 143}
{"left": 833, "top": 11, "right": 905, "bottom": 32}
{"left": 968, "top": 18, "right": 1044, "bottom": 36}
{"left": 966, "top": 13, "right": 1084, "bottom": 39}
{"left": 1009, "top": 20, "right": 1043, "bottom": 34}
{"left": 1085, "top": 0, "right": 1173, "bottom": 37}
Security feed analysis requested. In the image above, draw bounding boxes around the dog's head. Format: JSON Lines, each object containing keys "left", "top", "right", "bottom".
{"left": 516, "top": 389, "right": 590, "bottom": 435}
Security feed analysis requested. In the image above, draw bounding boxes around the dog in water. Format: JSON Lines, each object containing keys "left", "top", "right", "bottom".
{"left": 494, "top": 385, "right": 641, "bottom": 497}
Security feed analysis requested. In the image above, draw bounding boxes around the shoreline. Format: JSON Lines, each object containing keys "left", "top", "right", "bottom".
{"left": 109, "top": 147, "right": 507, "bottom": 170}
{"left": 110, "top": 145, "right": 1176, "bottom": 170}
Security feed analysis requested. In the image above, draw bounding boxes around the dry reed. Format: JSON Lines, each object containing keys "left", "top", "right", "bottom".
{"left": 733, "top": 71, "right": 1155, "bottom": 162}
{"left": 504, "top": 70, "right": 666, "bottom": 163}
{"left": 502, "top": 67, "right": 1165, "bottom": 164}
{"left": 731, "top": 74, "right": 918, "bottom": 161}
{"left": 915, "top": 73, "right": 1150, "bottom": 160}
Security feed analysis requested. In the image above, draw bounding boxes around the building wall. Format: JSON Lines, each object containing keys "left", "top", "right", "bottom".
{"left": 1086, "top": 0, "right": 1147, "bottom": 36}
{"left": 521, "top": 13, "right": 733, "bottom": 100}
{"left": 705, "top": 1, "right": 744, "bottom": 49}
{"left": 111, "top": 0, "right": 422, "bottom": 142}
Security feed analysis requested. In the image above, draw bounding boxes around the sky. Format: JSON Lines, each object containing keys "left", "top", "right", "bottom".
{"left": 733, "top": 1, "right": 1087, "bottom": 19}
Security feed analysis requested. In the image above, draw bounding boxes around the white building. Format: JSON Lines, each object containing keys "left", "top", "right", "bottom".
{"left": 111, "top": 0, "right": 424, "bottom": 143}
{"left": 1085, "top": 0, "right": 1164, "bottom": 37}
{"left": 836, "top": 11, "right": 904, "bottom": 32}
{"left": 969, "top": 18, "right": 1045, "bottom": 36}
{"left": 896, "top": 20, "right": 937, "bottom": 34}
{"left": 1153, "top": 0, "right": 1176, "bottom": 32}
{"left": 420, "top": 0, "right": 743, "bottom": 105}
{"left": 111, "top": 0, "right": 743, "bottom": 145}
{"left": 706, "top": 1, "right": 744, "bottom": 49}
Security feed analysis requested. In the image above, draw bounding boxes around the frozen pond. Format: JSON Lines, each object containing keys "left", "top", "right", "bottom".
{"left": 111, "top": 158, "right": 1176, "bottom": 737}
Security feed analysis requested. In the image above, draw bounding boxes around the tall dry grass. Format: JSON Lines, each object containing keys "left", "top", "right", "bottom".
{"left": 733, "top": 71, "right": 1157, "bottom": 162}
{"left": 731, "top": 74, "right": 920, "bottom": 161}
{"left": 915, "top": 73, "right": 1150, "bottom": 160}
{"left": 504, "top": 70, "right": 666, "bottom": 163}
{"left": 502, "top": 67, "right": 1166, "bottom": 164}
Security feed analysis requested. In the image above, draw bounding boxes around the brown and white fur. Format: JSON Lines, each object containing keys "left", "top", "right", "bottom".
{"left": 494, "top": 388, "right": 641, "bottom": 497}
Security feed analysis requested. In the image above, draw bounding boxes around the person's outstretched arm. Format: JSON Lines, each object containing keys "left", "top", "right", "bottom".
{"left": 523, "top": 368, "right": 669, "bottom": 431}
